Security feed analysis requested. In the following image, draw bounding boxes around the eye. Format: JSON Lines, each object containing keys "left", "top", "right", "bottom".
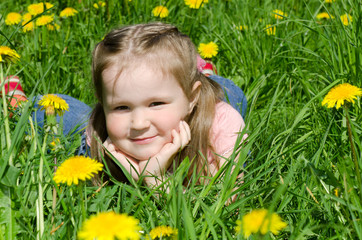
{"left": 115, "top": 106, "right": 130, "bottom": 111}
{"left": 149, "top": 102, "right": 165, "bottom": 107}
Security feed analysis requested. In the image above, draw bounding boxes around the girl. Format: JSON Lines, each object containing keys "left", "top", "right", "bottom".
{"left": 88, "top": 22, "right": 248, "bottom": 186}
{"left": 2, "top": 22, "right": 247, "bottom": 186}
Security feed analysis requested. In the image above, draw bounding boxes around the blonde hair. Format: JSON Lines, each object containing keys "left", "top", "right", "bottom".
{"left": 90, "top": 22, "right": 224, "bottom": 183}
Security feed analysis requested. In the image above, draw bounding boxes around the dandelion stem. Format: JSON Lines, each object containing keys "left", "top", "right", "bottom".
{"left": 51, "top": 156, "right": 57, "bottom": 228}
{"left": 50, "top": 123, "right": 58, "bottom": 228}
{"left": 78, "top": 183, "right": 86, "bottom": 223}
{"left": 344, "top": 105, "right": 362, "bottom": 198}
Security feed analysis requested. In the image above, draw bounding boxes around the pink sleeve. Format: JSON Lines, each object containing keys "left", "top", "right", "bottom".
{"left": 208, "top": 101, "right": 247, "bottom": 163}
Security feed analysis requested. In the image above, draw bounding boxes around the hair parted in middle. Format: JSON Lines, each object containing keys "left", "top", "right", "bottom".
{"left": 89, "top": 22, "right": 224, "bottom": 183}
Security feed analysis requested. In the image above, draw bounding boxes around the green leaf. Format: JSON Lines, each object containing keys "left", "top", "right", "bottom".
{"left": 308, "top": 163, "right": 341, "bottom": 188}
{"left": 0, "top": 166, "right": 20, "bottom": 187}
{"left": 0, "top": 186, "right": 16, "bottom": 239}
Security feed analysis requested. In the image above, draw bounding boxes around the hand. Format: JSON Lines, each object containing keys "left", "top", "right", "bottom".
{"left": 103, "top": 137, "right": 141, "bottom": 181}
{"left": 139, "top": 121, "right": 191, "bottom": 186}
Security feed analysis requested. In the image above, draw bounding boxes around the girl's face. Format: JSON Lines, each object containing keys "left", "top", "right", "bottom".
{"left": 102, "top": 62, "right": 197, "bottom": 161}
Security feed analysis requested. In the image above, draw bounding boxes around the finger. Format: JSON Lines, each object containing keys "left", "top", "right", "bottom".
{"left": 102, "top": 137, "right": 109, "bottom": 148}
{"left": 182, "top": 121, "right": 191, "bottom": 142}
{"left": 103, "top": 138, "right": 140, "bottom": 180}
{"left": 171, "top": 129, "right": 181, "bottom": 148}
{"left": 183, "top": 121, "right": 191, "bottom": 141}
{"left": 178, "top": 121, "right": 190, "bottom": 149}
{"left": 103, "top": 137, "right": 115, "bottom": 151}
{"left": 158, "top": 129, "right": 181, "bottom": 158}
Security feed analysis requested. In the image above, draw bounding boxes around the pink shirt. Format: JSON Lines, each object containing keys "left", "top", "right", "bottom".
{"left": 208, "top": 101, "right": 247, "bottom": 164}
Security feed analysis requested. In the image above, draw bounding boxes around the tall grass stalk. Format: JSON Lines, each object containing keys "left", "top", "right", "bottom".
{"left": 0, "top": 64, "right": 13, "bottom": 165}
{"left": 36, "top": 131, "right": 48, "bottom": 239}
{"left": 343, "top": 105, "right": 362, "bottom": 199}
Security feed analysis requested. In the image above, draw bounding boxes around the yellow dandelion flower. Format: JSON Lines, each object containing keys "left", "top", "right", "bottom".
{"left": 149, "top": 226, "right": 178, "bottom": 239}
{"left": 78, "top": 211, "right": 141, "bottom": 240}
{"left": 240, "top": 209, "right": 287, "bottom": 238}
{"left": 236, "top": 25, "right": 248, "bottom": 31}
{"left": 235, "top": 219, "right": 241, "bottom": 234}
{"left": 50, "top": 138, "right": 60, "bottom": 147}
{"left": 49, "top": 138, "right": 62, "bottom": 151}
{"left": 22, "top": 13, "right": 35, "bottom": 32}
{"left": 28, "top": 3, "right": 43, "bottom": 15}
{"left": 38, "top": 94, "right": 69, "bottom": 116}
{"left": 322, "top": 83, "right": 362, "bottom": 109}
{"left": 340, "top": 13, "right": 352, "bottom": 26}
{"left": 23, "top": 22, "right": 35, "bottom": 32}
{"left": 316, "top": 12, "right": 334, "bottom": 19}
{"left": 272, "top": 9, "right": 287, "bottom": 20}
{"left": 235, "top": 219, "right": 242, "bottom": 233}
{"left": 0, "top": 46, "right": 20, "bottom": 63}
{"left": 265, "top": 24, "right": 276, "bottom": 35}
{"left": 60, "top": 7, "right": 78, "bottom": 18}
{"left": 50, "top": 141, "right": 56, "bottom": 148}
{"left": 333, "top": 188, "right": 340, "bottom": 197}
{"left": 152, "top": 6, "right": 169, "bottom": 18}
{"left": 198, "top": 42, "right": 218, "bottom": 59}
{"left": 53, "top": 156, "right": 103, "bottom": 186}
{"left": 44, "top": 2, "right": 54, "bottom": 9}
{"left": 36, "top": 15, "right": 54, "bottom": 26}
{"left": 93, "top": 1, "right": 106, "bottom": 9}
{"left": 325, "top": 0, "right": 335, "bottom": 3}
{"left": 22, "top": 13, "right": 32, "bottom": 22}
{"left": 184, "top": 0, "right": 209, "bottom": 9}
{"left": 5, "top": 12, "right": 22, "bottom": 25}
{"left": 28, "top": 2, "right": 54, "bottom": 16}
{"left": 47, "top": 23, "right": 60, "bottom": 31}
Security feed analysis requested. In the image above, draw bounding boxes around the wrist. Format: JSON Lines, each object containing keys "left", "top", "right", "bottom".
{"left": 143, "top": 175, "right": 171, "bottom": 195}
{"left": 142, "top": 170, "right": 167, "bottom": 187}
{"left": 143, "top": 175, "right": 161, "bottom": 188}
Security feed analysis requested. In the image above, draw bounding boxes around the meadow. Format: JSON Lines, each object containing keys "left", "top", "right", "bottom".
{"left": 0, "top": 0, "right": 361, "bottom": 239}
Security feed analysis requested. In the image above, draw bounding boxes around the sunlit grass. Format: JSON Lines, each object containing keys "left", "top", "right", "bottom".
{"left": 0, "top": 0, "right": 361, "bottom": 239}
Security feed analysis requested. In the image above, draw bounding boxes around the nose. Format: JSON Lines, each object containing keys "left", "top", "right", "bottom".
{"left": 131, "top": 109, "right": 150, "bottom": 130}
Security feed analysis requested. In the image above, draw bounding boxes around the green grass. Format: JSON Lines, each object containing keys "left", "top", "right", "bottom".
{"left": 1, "top": 0, "right": 362, "bottom": 239}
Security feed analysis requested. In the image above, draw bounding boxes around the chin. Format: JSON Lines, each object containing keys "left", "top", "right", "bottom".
{"left": 137, "top": 158, "right": 151, "bottom": 162}
{"left": 124, "top": 145, "right": 166, "bottom": 161}
{"left": 131, "top": 153, "right": 158, "bottom": 162}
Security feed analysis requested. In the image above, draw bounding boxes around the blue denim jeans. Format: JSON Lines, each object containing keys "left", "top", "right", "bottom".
{"left": 33, "top": 76, "right": 247, "bottom": 156}
{"left": 208, "top": 75, "right": 247, "bottom": 119}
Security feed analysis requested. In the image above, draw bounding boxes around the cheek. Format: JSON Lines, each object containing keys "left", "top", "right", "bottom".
{"left": 154, "top": 112, "right": 183, "bottom": 134}
{"left": 106, "top": 116, "right": 127, "bottom": 138}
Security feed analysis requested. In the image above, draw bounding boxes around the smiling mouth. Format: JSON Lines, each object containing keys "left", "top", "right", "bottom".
{"left": 130, "top": 136, "right": 156, "bottom": 144}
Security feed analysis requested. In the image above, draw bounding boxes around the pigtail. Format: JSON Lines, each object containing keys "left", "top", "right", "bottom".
{"left": 181, "top": 72, "right": 224, "bottom": 183}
